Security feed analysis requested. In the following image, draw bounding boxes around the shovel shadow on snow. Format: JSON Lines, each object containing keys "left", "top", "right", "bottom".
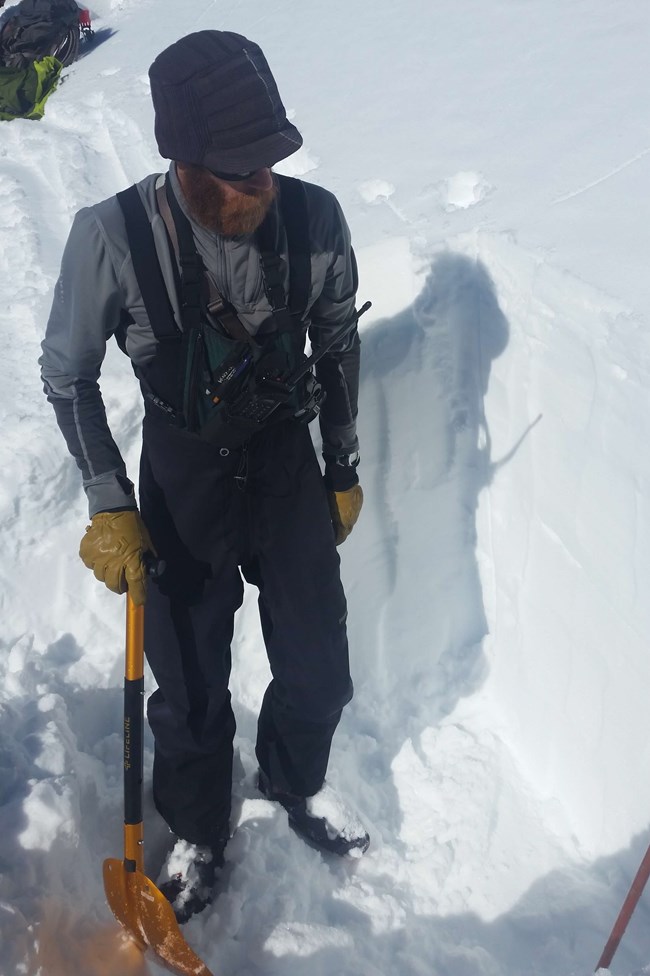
{"left": 339, "top": 252, "right": 540, "bottom": 837}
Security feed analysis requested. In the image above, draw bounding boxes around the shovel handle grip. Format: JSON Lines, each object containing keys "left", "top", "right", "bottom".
{"left": 125, "top": 552, "right": 163, "bottom": 679}
{"left": 143, "top": 551, "right": 166, "bottom": 579}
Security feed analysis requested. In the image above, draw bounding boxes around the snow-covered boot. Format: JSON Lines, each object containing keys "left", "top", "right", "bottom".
{"left": 158, "top": 837, "right": 225, "bottom": 923}
{"left": 258, "top": 770, "right": 370, "bottom": 857}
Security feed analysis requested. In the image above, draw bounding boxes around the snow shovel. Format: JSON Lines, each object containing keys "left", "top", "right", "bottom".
{"left": 103, "top": 592, "right": 213, "bottom": 976}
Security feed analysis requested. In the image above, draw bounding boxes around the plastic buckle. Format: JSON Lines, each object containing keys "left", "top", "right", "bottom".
{"left": 207, "top": 297, "right": 227, "bottom": 315}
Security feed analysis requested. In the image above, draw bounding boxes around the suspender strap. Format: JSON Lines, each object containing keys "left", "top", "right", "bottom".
{"left": 256, "top": 225, "right": 290, "bottom": 330}
{"left": 256, "top": 174, "right": 311, "bottom": 331}
{"left": 276, "top": 174, "right": 311, "bottom": 318}
{"left": 156, "top": 182, "right": 255, "bottom": 346}
{"left": 116, "top": 184, "right": 179, "bottom": 342}
{"left": 118, "top": 174, "right": 311, "bottom": 351}
{"left": 164, "top": 178, "right": 205, "bottom": 334}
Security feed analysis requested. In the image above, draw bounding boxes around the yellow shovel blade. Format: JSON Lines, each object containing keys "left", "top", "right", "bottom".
{"left": 103, "top": 858, "right": 213, "bottom": 976}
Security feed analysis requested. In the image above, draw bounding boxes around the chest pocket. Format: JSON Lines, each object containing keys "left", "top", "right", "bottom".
{"left": 182, "top": 315, "right": 312, "bottom": 449}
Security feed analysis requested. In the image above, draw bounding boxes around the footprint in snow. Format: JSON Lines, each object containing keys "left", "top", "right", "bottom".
{"left": 441, "top": 170, "right": 492, "bottom": 211}
{"left": 358, "top": 178, "right": 396, "bottom": 205}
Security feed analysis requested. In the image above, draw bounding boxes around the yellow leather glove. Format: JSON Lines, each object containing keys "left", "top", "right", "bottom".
{"left": 79, "top": 510, "right": 155, "bottom": 605}
{"left": 327, "top": 484, "right": 364, "bottom": 545}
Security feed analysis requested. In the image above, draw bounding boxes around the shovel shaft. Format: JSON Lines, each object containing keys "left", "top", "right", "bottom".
{"left": 124, "top": 822, "right": 144, "bottom": 873}
{"left": 124, "top": 597, "right": 145, "bottom": 867}
{"left": 105, "top": 591, "right": 214, "bottom": 976}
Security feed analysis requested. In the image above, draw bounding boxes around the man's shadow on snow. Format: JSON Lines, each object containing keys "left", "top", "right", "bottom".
{"left": 338, "top": 252, "right": 540, "bottom": 838}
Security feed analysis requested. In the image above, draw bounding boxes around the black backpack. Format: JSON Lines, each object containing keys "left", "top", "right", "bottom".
{"left": 117, "top": 175, "right": 366, "bottom": 451}
{"left": 0, "top": 0, "right": 81, "bottom": 69}
{"left": 117, "top": 175, "right": 321, "bottom": 450}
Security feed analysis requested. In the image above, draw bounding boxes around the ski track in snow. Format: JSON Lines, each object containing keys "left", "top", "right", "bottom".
{"left": 552, "top": 146, "right": 650, "bottom": 205}
{"left": 2, "top": 1, "right": 650, "bottom": 974}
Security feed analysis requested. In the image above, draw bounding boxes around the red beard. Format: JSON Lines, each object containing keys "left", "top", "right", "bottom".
{"left": 177, "top": 164, "right": 277, "bottom": 236}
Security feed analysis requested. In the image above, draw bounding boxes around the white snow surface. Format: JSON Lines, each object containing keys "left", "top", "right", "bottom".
{"left": 1, "top": 0, "right": 650, "bottom": 974}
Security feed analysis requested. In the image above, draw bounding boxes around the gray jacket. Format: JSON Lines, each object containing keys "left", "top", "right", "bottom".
{"left": 40, "top": 166, "right": 360, "bottom": 516}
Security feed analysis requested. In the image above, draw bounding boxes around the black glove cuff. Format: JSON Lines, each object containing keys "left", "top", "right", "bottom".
{"left": 324, "top": 462, "right": 359, "bottom": 492}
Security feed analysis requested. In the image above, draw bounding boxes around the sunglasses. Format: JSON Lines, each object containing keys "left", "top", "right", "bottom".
{"left": 208, "top": 167, "right": 258, "bottom": 182}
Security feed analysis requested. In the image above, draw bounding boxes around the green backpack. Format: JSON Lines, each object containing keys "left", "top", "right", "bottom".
{"left": 0, "top": 55, "right": 61, "bottom": 120}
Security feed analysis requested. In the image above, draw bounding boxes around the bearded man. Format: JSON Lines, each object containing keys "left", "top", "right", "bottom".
{"left": 39, "top": 30, "right": 368, "bottom": 922}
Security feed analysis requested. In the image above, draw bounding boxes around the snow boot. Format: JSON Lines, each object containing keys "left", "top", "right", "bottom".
{"left": 158, "top": 837, "right": 226, "bottom": 923}
{"left": 258, "top": 770, "right": 370, "bottom": 857}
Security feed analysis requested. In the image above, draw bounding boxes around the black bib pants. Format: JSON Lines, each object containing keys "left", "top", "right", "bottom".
{"left": 138, "top": 414, "right": 353, "bottom": 848}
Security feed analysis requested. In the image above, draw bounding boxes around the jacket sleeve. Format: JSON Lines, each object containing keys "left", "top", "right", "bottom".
{"left": 39, "top": 207, "right": 137, "bottom": 517}
{"left": 308, "top": 193, "right": 360, "bottom": 470}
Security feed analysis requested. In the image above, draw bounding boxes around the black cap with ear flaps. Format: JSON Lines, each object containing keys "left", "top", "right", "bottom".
{"left": 149, "top": 30, "right": 303, "bottom": 173}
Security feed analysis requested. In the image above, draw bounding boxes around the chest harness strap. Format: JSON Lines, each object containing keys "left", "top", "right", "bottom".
{"left": 116, "top": 174, "right": 311, "bottom": 423}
